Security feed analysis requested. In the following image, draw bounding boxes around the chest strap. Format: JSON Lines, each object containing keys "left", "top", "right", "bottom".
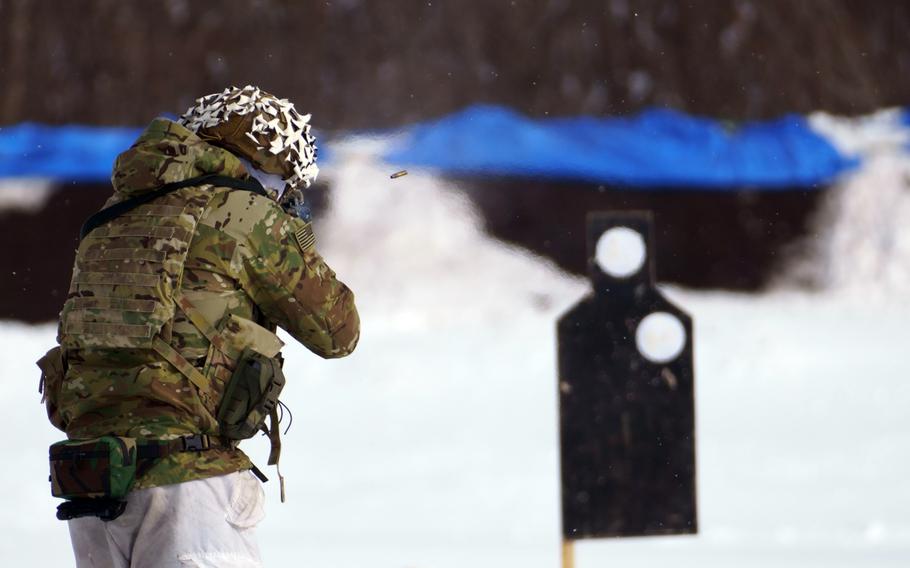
{"left": 80, "top": 174, "right": 268, "bottom": 240}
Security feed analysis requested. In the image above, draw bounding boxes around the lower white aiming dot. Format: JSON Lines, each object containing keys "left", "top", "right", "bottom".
{"left": 595, "top": 226, "right": 646, "bottom": 278}
{"left": 635, "top": 312, "right": 686, "bottom": 363}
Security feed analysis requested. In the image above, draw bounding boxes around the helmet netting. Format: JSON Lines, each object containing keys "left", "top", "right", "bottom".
{"left": 178, "top": 85, "right": 319, "bottom": 189}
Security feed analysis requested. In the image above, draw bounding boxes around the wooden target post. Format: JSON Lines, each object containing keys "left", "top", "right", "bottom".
{"left": 558, "top": 212, "right": 697, "bottom": 566}
{"left": 562, "top": 539, "right": 575, "bottom": 568}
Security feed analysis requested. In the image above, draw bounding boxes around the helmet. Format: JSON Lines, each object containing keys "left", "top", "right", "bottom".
{"left": 178, "top": 85, "right": 318, "bottom": 203}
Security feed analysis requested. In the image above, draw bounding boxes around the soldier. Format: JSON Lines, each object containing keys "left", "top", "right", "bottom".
{"left": 36, "top": 86, "right": 359, "bottom": 567}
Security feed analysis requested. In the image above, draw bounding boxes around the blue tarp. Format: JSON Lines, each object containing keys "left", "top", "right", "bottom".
{"left": 385, "top": 104, "right": 858, "bottom": 189}
{"left": 0, "top": 105, "right": 866, "bottom": 188}
{"left": 903, "top": 109, "right": 910, "bottom": 152}
{"left": 0, "top": 122, "right": 334, "bottom": 184}
{"left": 0, "top": 123, "right": 142, "bottom": 182}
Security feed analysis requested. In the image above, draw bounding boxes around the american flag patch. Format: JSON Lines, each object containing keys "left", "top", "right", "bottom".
{"left": 295, "top": 223, "right": 317, "bottom": 251}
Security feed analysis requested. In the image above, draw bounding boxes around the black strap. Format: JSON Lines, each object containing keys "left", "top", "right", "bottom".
{"left": 57, "top": 498, "right": 127, "bottom": 522}
{"left": 79, "top": 174, "right": 268, "bottom": 241}
{"left": 250, "top": 464, "right": 270, "bottom": 483}
{"left": 135, "top": 434, "right": 224, "bottom": 460}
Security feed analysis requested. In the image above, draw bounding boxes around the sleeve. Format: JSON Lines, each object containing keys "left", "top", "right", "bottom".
{"left": 237, "top": 205, "right": 360, "bottom": 359}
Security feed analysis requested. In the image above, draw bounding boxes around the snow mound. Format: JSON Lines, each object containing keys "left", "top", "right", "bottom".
{"left": 318, "top": 136, "right": 588, "bottom": 327}
{"left": 0, "top": 178, "right": 54, "bottom": 213}
{"left": 809, "top": 108, "right": 910, "bottom": 158}
{"left": 787, "top": 111, "right": 910, "bottom": 296}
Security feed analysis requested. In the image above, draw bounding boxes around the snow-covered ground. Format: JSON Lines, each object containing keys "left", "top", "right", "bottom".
{"left": 2, "top": 135, "right": 908, "bottom": 566}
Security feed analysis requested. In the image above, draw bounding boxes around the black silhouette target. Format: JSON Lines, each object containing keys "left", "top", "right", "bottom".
{"left": 558, "top": 212, "right": 697, "bottom": 539}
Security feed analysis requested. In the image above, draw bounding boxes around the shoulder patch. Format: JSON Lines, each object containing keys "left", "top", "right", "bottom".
{"left": 294, "top": 222, "right": 316, "bottom": 252}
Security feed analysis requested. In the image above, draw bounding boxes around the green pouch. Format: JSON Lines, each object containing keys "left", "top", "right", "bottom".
{"left": 37, "top": 346, "right": 68, "bottom": 431}
{"left": 217, "top": 349, "right": 286, "bottom": 440}
{"left": 49, "top": 436, "right": 137, "bottom": 500}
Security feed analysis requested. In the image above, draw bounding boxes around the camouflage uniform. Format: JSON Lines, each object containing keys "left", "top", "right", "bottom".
{"left": 47, "top": 117, "right": 359, "bottom": 489}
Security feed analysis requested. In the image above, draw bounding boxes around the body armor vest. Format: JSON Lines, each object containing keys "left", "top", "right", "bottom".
{"left": 56, "top": 181, "right": 287, "bottom": 494}
{"left": 61, "top": 187, "right": 213, "bottom": 356}
{"left": 60, "top": 175, "right": 273, "bottom": 396}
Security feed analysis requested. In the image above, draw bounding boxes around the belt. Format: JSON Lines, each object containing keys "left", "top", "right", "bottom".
{"left": 55, "top": 434, "right": 238, "bottom": 523}
{"left": 136, "top": 434, "right": 230, "bottom": 460}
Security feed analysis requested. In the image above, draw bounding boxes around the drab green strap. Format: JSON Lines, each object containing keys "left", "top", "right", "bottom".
{"left": 175, "top": 294, "right": 221, "bottom": 346}
{"left": 267, "top": 407, "right": 282, "bottom": 467}
{"left": 266, "top": 407, "right": 286, "bottom": 503}
{"left": 175, "top": 293, "right": 241, "bottom": 360}
{"left": 152, "top": 337, "right": 208, "bottom": 393}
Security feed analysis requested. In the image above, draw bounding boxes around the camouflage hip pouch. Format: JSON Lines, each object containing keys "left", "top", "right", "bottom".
{"left": 49, "top": 436, "right": 137, "bottom": 501}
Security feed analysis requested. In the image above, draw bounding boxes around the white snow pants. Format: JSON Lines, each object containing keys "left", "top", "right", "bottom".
{"left": 68, "top": 470, "right": 265, "bottom": 568}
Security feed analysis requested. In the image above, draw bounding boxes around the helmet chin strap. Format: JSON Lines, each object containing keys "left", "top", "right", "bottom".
{"left": 238, "top": 158, "right": 288, "bottom": 200}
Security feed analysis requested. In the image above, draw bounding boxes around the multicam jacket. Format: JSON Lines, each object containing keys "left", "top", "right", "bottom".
{"left": 45, "top": 118, "right": 359, "bottom": 489}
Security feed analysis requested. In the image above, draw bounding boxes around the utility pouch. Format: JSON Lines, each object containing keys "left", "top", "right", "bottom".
{"left": 49, "top": 436, "right": 137, "bottom": 500}
{"left": 37, "top": 346, "right": 67, "bottom": 431}
{"left": 217, "top": 349, "right": 286, "bottom": 440}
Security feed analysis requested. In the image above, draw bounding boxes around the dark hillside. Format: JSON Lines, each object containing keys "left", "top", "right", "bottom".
{"left": 1, "top": 0, "right": 908, "bottom": 129}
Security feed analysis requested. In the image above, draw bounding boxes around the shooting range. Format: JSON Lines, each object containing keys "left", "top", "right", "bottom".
{"left": 2, "top": 2, "right": 909, "bottom": 567}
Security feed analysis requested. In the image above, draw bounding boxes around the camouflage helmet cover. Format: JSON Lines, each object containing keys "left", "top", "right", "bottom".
{"left": 178, "top": 86, "right": 319, "bottom": 195}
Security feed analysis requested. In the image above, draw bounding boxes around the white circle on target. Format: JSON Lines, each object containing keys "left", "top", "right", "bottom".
{"left": 635, "top": 312, "right": 686, "bottom": 363}
{"left": 595, "top": 227, "right": 646, "bottom": 278}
